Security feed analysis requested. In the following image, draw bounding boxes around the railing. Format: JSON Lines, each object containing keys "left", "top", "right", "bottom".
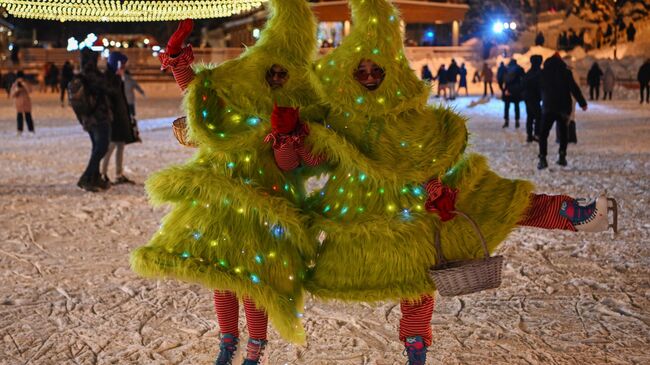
{"left": 1, "top": 45, "right": 480, "bottom": 82}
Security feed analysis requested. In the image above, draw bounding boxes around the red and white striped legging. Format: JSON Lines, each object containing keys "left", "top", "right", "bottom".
{"left": 159, "top": 46, "right": 195, "bottom": 92}
{"left": 214, "top": 290, "right": 268, "bottom": 340}
{"left": 400, "top": 193, "right": 577, "bottom": 346}
{"left": 168, "top": 48, "right": 576, "bottom": 346}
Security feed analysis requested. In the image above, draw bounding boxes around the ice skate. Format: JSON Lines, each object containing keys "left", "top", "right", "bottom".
{"left": 215, "top": 334, "right": 242, "bottom": 365}
{"left": 242, "top": 338, "right": 268, "bottom": 365}
{"left": 560, "top": 193, "right": 618, "bottom": 233}
{"left": 114, "top": 175, "right": 136, "bottom": 185}
{"left": 537, "top": 156, "right": 548, "bottom": 170}
{"left": 403, "top": 336, "right": 427, "bottom": 365}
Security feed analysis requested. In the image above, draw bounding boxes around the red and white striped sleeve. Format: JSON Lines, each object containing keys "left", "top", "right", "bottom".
{"left": 159, "top": 45, "right": 195, "bottom": 92}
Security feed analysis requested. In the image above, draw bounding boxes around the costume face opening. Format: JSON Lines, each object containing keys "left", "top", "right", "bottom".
{"left": 354, "top": 59, "right": 385, "bottom": 91}
{"left": 266, "top": 64, "right": 289, "bottom": 89}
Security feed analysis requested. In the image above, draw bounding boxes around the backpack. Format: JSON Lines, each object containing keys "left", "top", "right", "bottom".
{"left": 67, "top": 75, "right": 97, "bottom": 116}
{"left": 505, "top": 67, "right": 524, "bottom": 96}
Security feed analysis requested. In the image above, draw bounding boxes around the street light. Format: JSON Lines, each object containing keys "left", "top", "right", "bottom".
{"left": 493, "top": 21, "right": 516, "bottom": 34}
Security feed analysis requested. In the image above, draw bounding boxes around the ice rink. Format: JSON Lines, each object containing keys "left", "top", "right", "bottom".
{"left": 1, "top": 84, "right": 648, "bottom": 364}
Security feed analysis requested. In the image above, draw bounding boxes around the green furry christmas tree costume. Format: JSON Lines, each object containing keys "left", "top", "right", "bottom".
{"left": 302, "top": 0, "right": 534, "bottom": 302}
{"left": 129, "top": 0, "right": 322, "bottom": 343}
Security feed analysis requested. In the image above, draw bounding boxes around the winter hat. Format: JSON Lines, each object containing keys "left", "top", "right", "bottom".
{"left": 270, "top": 104, "right": 299, "bottom": 133}
{"left": 107, "top": 52, "right": 128, "bottom": 73}
{"left": 530, "top": 55, "right": 543, "bottom": 68}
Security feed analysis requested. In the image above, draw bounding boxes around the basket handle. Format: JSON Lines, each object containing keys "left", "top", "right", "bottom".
{"left": 434, "top": 210, "right": 489, "bottom": 265}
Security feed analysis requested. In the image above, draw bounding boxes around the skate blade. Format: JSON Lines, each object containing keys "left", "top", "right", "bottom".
{"left": 607, "top": 198, "right": 619, "bottom": 234}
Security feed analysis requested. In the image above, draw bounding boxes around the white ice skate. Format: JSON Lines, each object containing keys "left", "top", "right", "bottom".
{"left": 561, "top": 193, "right": 619, "bottom": 233}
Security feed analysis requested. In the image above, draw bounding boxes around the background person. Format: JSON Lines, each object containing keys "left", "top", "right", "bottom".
{"left": 602, "top": 64, "right": 615, "bottom": 100}
{"left": 73, "top": 49, "right": 113, "bottom": 192}
{"left": 502, "top": 59, "right": 525, "bottom": 129}
{"left": 523, "top": 55, "right": 543, "bottom": 142}
{"left": 538, "top": 54, "right": 587, "bottom": 170}
{"left": 457, "top": 63, "right": 468, "bottom": 96}
{"left": 60, "top": 60, "right": 74, "bottom": 107}
{"left": 10, "top": 71, "right": 35, "bottom": 136}
{"left": 481, "top": 62, "right": 494, "bottom": 97}
{"left": 587, "top": 62, "right": 603, "bottom": 100}
{"left": 638, "top": 59, "right": 650, "bottom": 104}
{"left": 122, "top": 69, "right": 145, "bottom": 118}
{"left": 100, "top": 52, "right": 139, "bottom": 185}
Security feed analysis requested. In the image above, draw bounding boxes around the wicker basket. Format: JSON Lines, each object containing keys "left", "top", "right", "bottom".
{"left": 172, "top": 116, "right": 197, "bottom": 147}
{"left": 428, "top": 210, "right": 504, "bottom": 297}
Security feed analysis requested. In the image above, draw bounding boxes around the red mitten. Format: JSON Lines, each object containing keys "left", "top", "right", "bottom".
{"left": 271, "top": 104, "right": 299, "bottom": 134}
{"left": 167, "top": 19, "right": 194, "bottom": 57}
{"left": 424, "top": 178, "right": 458, "bottom": 222}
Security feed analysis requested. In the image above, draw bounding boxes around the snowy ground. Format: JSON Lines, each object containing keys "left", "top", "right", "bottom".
{"left": 1, "top": 84, "right": 649, "bottom": 365}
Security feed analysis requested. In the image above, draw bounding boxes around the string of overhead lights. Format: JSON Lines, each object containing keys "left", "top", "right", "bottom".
{"left": 0, "top": 0, "right": 266, "bottom": 22}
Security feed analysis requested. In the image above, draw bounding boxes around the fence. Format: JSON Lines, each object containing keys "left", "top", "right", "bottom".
{"left": 1, "top": 46, "right": 480, "bottom": 82}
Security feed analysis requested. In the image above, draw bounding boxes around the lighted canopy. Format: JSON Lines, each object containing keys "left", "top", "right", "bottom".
{"left": 0, "top": 0, "right": 265, "bottom": 22}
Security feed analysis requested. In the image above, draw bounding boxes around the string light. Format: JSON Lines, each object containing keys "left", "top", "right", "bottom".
{"left": 1, "top": 0, "right": 266, "bottom": 22}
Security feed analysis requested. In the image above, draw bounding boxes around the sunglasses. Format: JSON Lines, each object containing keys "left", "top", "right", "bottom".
{"left": 267, "top": 69, "right": 288, "bottom": 78}
{"left": 354, "top": 67, "right": 385, "bottom": 81}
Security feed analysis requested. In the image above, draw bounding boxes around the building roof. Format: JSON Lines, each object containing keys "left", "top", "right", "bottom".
{"left": 310, "top": 0, "right": 469, "bottom": 23}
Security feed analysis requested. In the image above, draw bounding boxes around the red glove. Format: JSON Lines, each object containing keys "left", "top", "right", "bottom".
{"left": 424, "top": 178, "right": 458, "bottom": 222}
{"left": 271, "top": 104, "right": 300, "bottom": 134}
{"left": 167, "top": 19, "right": 194, "bottom": 57}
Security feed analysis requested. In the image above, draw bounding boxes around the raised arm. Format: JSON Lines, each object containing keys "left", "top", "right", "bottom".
{"left": 159, "top": 19, "right": 195, "bottom": 92}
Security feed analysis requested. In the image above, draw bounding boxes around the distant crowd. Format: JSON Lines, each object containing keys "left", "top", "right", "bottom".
{"left": 4, "top": 53, "right": 146, "bottom": 192}
{"left": 532, "top": 20, "right": 638, "bottom": 52}
{"left": 419, "top": 56, "right": 650, "bottom": 170}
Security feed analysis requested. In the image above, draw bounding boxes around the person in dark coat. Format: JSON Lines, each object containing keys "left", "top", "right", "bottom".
{"left": 481, "top": 62, "right": 494, "bottom": 97}
{"left": 47, "top": 63, "right": 60, "bottom": 93}
{"left": 100, "top": 51, "right": 138, "bottom": 185}
{"left": 502, "top": 59, "right": 525, "bottom": 128}
{"left": 420, "top": 64, "right": 433, "bottom": 83}
{"left": 496, "top": 61, "right": 507, "bottom": 97}
{"left": 75, "top": 48, "right": 114, "bottom": 192}
{"left": 60, "top": 60, "right": 74, "bottom": 107}
{"left": 434, "top": 64, "right": 447, "bottom": 99}
{"left": 523, "top": 55, "right": 543, "bottom": 143}
{"left": 537, "top": 54, "right": 587, "bottom": 170}
{"left": 457, "top": 63, "right": 468, "bottom": 96}
{"left": 605, "top": 24, "right": 613, "bottom": 44}
{"left": 626, "top": 22, "right": 636, "bottom": 42}
{"left": 446, "top": 59, "right": 460, "bottom": 100}
{"left": 587, "top": 62, "right": 603, "bottom": 100}
{"left": 535, "top": 31, "right": 545, "bottom": 46}
{"left": 638, "top": 59, "right": 650, "bottom": 104}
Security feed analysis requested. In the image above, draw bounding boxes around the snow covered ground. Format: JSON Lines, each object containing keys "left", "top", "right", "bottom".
{"left": 1, "top": 84, "right": 649, "bottom": 364}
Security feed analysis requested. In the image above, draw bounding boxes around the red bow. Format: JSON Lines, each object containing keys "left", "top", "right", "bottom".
{"left": 424, "top": 178, "right": 458, "bottom": 222}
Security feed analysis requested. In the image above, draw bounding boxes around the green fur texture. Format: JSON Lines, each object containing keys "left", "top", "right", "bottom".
{"left": 130, "top": 0, "right": 321, "bottom": 344}
{"left": 310, "top": 0, "right": 429, "bottom": 118}
{"left": 300, "top": 0, "right": 534, "bottom": 301}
